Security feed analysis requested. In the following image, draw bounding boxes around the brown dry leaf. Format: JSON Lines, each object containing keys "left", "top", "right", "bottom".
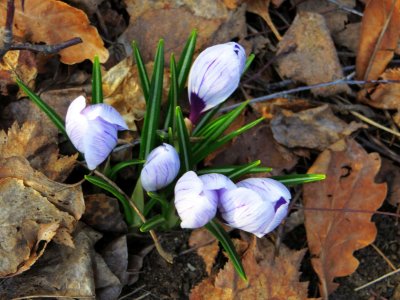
{"left": 247, "top": 0, "right": 282, "bottom": 40}
{"left": 335, "top": 22, "right": 361, "bottom": 53}
{"left": 303, "top": 138, "right": 387, "bottom": 298}
{"left": 190, "top": 237, "right": 315, "bottom": 300}
{"left": 376, "top": 158, "right": 400, "bottom": 206}
{"left": 356, "top": 0, "right": 400, "bottom": 81}
{"left": 0, "top": 177, "right": 76, "bottom": 277}
{"left": 119, "top": 0, "right": 228, "bottom": 62}
{"left": 271, "top": 105, "right": 366, "bottom": 151}
{"left": 0, "top": 225, "right": 121, "bottom": 299}
{"left": 276, "top": 12, "right": 349, "bottom": 96}
{"left": 0, "top": 50, "right": 37, "bottom": 96}
{"left": 83, "top": 194, "right": 128, "bottom": 233}
{"left": 0, "top": 0, "right": 108, "bottom": 64}
{"left": 189, "top": 228, "right": 219, "bottom": 275}
{"left": 0, "top": 122, "right": 77, "bottom": 182}
{"left": 360, "top": 68, "right": 400, "bottom": 109}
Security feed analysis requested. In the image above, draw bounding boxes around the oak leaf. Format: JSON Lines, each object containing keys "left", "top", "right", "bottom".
{"left": 303, "top": 138, "right": 387, "bottom": 298}
{"left": 0, "top": 0, "right": 108, "bottom": 64}
{"left": 356, "top": 0, "right": 400, "bottom": 81}
{"left": 190, "top": 237, "right": 316, "bottom": 300}
{"left": 189, "top": 228, "right": 219, "bottom": 275}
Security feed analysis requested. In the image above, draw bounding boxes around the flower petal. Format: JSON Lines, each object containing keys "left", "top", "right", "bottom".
{"left": 141, "top": 143, "right": 180, "bottom": 192}
{"left": 174, "top": 171, "right": 218, "bottom": 228}
{"left": 219, "top": 187, "right": 275, "bottom": 238}
{"left": 83, "top": 117, "right": 118, "bottom": 170}
{"left": 82, "top": 103, "right": 128, "bottom": 130}
{"left": 199, "top": 173, "right": 236, "bottom": 192}
{"left": 237, "top": 178, "right": 291, "bottom": 204}
{"left": 65, "top": 96, "right": 89, "bottom": 153}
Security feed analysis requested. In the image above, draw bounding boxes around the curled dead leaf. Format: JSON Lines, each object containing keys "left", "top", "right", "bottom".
{"left": 303, "top": 138, "right": 387, "bottom": 298}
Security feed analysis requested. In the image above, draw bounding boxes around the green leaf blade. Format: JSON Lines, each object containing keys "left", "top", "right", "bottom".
{"left": 91, "top": 55, "right": 103, "bottom": 104}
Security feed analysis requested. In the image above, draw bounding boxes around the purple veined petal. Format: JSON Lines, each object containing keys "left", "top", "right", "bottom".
{"left": 83, "top": 117, "right": 119, "bottom": 170}
{"left": 188, "top": 42, "right": 246, "bottom": 122}
{"left": 199, "top": 173, "right": 236, "bottom": 192}
{"left": 237, "top": 178, "right": 291, "bottom": 205}
{"left": 219, "top": 187, "right": 275, "bottom": 238}
{"left": 264, "top": 197, "right": 290, "bottom": 234}
{"left": 174, "top": 171, "right": 218, "bottom": 228}
{"left": 82, "top": 103, "right": 128, "bottom": 130}
{"left": 141, "top": 143, "right": 180, "bottom": 192}
{"left": 65, "top": 96, "right": 89, "bottom": 153}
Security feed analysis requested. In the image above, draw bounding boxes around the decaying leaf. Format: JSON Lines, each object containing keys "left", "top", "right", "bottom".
{"left": 376, "top": 158, "right": 400, "bottom": 206}
{"left": 0, "top": 0, "right": 109, "bottom": 64}
{"left": 356, "top": 0, "right": 400, "bottom": 81}
{"left": 0, "top": 225, "right": 121, "bottom": 299}
{"left": 0, "top": 50, "right": 37, "bottom": 96}
{"left": 119, "top": 0, "right": 228, "bottom": 61}
{"left": 189, "top": 228, "right": 219, "bottom": 275}
{"left": 360, "top": 68, "right": 400, "bottom": 109}
{"left": 0, "top": 122, "right": 77, "bottom": 182}
{"left": 247, "top": 0, "right": 282, "bottom": 40}
{"left": 276, "top": 12, "right": 349, "bottom": 96}
{"left": 0, "top": 177, "right": 75, "bottom": 277}
{"left": 271, "top": 105, "right": 365, "bottom": 151}
{"left": 303, "top": 138, "right": 387, "bottom": 298}
{"left": 190, "top": 237, "right": 315, "bottom": 300}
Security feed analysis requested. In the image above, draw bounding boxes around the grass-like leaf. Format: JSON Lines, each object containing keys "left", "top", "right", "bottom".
{"left": 197, "top": 164, "right": 272, "bottom": 177}
{"left": 243, "top": 53, "right": 255, "bottom": 74}
{"left": 91, "top": 55, "right": 103, "bottom": 104}
{"left": 272, "top": 173, "right": 326, "bottom": 185}
{"left": 139, "top": 39, "right": 164, "bottom": 159}
{"left": 140, "top": 214, "right": 166, "bottom": 232}
{"left": 132, "top": 41, "right": 150, "bottom": 102}
{"left": 191, "top": 104, "right": 222, "bottom": 136}
{"left": 131, "top": 179, "right": 145, "bottom": 227}
{"left": 16, "top": 78, "right": 67, "bottom": 137}
{"left": 176, "top": 30, "right": 197, "bottom": 93}
{"left": 176, "top": 106, "right": 192, "bottom": 172}
{"left": 85, "top": 175, "right": 134, "bottom": 225}
{"left": 205, "top": 220, "right": 247, "bottom": 281}
{"left": 164, "top": 54, "right": 178, "bottom": 130}
{"left": 107, "top": 159, "right": 145, "bottom": 179}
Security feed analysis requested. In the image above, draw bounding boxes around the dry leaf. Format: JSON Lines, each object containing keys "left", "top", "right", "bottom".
{"left": 360, "top": 68, "right": 400, "bottom": 109}
{"left": 247, "top": 0, "right": 282, "bottom": 40}
{"left": 189, "top": 228, "right": 219, "bottom": 275}
{"left": 0, "top": 122, "right": 77, "bottom": 182}
{"left": 376, "top": 158, "right": 400, "bottom": 206}
{"left": 356, "top": 0, "right": 400, "bottom": 81}
{"left": 303, "top": 138, "right": 387, "bottom": 298}
{"left": 335, "top": 22, "right": 361, "bottom": 53}
{"left": 276, "top": 12, "right": 349, "bottom": 96}
{"left": 271, "top": 105, "right": 365, "bottom": 151}
{"left": 0, "top": 50, "right": 37, "bottom": 96}
{"left": 0, "top": 0, "right": 108, "bottom": 64}
{"left": 190, "top": 237, "right": 315, "bottom": 300}
{"left": 0, "top": 177, "right": 75, "bottom": 277}
{"left": 118, "top": 0, "right": 228, "bottom": 61}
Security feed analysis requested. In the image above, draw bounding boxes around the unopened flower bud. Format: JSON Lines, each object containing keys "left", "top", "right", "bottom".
{"left": 66, "top": 96, "right": 128, "bottom": 170}
{"left": 174, "top": 171, "right": 235, "bottom": 228}
{"left": 188, "top": 42, "right": 246, "bottom": 123}
{"left": 140, "top": 143, "right": 180, "bottom": 192}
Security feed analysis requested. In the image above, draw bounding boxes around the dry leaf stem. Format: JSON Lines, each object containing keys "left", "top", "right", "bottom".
{"left": 354, "top": 267, "right": 400, "bottom": 291}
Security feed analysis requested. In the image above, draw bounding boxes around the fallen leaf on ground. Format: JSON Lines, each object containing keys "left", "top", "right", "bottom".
{"left": 303, "top": 138, "right": 387, "bottom": 298}
{"left": 189, "top": 228, "right": 219, "bottom": 275}
{"left": 0, "top": 50, "right": 37, "bottom": 96}
{"left": 0, "top": 0, "right": 108, "bottom": 64}
{"left": 356, "top": 0, "right": 400, "bottom": 81}
{"left": 359, "top": 68, "right": 400, "bottom": 109}
{"left": 335, "top": 22, "right": 361, "bottom": 53}
{"left": 247, "top": 0, "right": 282, "bottom": 40}
{"left": 0, "top": 122, "right": 77, "bottom": 182}
{"left": 276, "top": 11, "right": 349, "bottom": 96}
{"left": 271, "top": 105, "right": 365, "bottom": 151}
{"left": 0, "top": 225, "right": 121, "bottom": 299}
{"left": 190, "top": 237, "right": 316, "bottom": 300}
{"left": 376, "top": 158, "right": 400, "bottom": 207}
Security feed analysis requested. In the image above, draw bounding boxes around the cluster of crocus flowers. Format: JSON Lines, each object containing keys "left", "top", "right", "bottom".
{"left": 188, "top": 42, "right": 246, "bottom": 123}
{"left": 174, "top": 172, "right": 291, "bottom": 237}
{"left": 65, "top": 96, "right": 128, "bottom": 170}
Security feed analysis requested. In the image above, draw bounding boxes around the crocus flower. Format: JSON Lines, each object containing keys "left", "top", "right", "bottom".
{"left": 66, "top": 96, "right": 128, "bottom": 170}
{"left": 188, "top": 42, "right": 246, "bottom": 123}
{"left": 140, "top": 143, "right": 180, "bottom": 192}
{"left": 174, "top": 171, "right": 236, "bottom": 228}
{"left": 219, "top": 178, "right": 291, "bottom": 238}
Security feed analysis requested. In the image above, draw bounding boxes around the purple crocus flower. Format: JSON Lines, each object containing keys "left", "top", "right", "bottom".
{"left": 220, "top": 178, "right": 291, "bottom": 238}
{"left": 188, "top": 42, "right": 246, "bottom": 123}
{"left": 141, "top": 143, "right": 180, "bottom": 192}
{"left": 66, "top": 96, "right": 128, "bottom": 170}
{"left": 174, "top": 171, "right": 236, "bottom": 228}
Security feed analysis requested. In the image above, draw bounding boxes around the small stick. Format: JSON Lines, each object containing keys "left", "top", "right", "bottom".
{"left": 354, "top": 267, "right": 400, "bottom": 291}
{"left": 351, "top": 110, "right": 400, "bottom": 138}
{"left": 371, "top": 243, "right": 397, "bottom": 271}
{"left": 326, "top": 0, "right": 364, "bottom": 17}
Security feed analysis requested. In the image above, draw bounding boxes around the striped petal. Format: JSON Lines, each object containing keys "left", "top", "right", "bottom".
{"left": 65, "top": 96, "right": 89, "bottom": 152}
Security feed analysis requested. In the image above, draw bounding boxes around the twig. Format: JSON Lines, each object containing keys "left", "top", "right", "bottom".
{"left": 326, "top": 0, "right": 364, "bottom": 17}
{"left": 351, "top": 110, "right": 400, "bottom": 138}
{"left": 222, "top": 79, "right": 400, "bottom": 112}
{"left": 354, "top": 267, "right": 400, "bottom": 291}
{"left": 371, "top": 243, "right": 397, "bottom": 271}
{"left": 293, "top": 205, "right": 400, "bottom": 218}
{"left": 93, "top": 170, "right": 174, "bottom": 264}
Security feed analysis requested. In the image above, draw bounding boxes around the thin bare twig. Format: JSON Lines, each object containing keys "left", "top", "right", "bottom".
{"left": 354, "top": 267, "right": 400, "bottom": 291}
{"left": 326, "top": 0, "right": 364, "bottom": 17}
{"left": 371, "top": 243, "right": 397, "bottom": 271}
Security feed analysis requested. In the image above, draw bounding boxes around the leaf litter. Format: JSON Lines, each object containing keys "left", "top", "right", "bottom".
{"left": 1, "top": 0, "right": 400, "bottom": 299}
